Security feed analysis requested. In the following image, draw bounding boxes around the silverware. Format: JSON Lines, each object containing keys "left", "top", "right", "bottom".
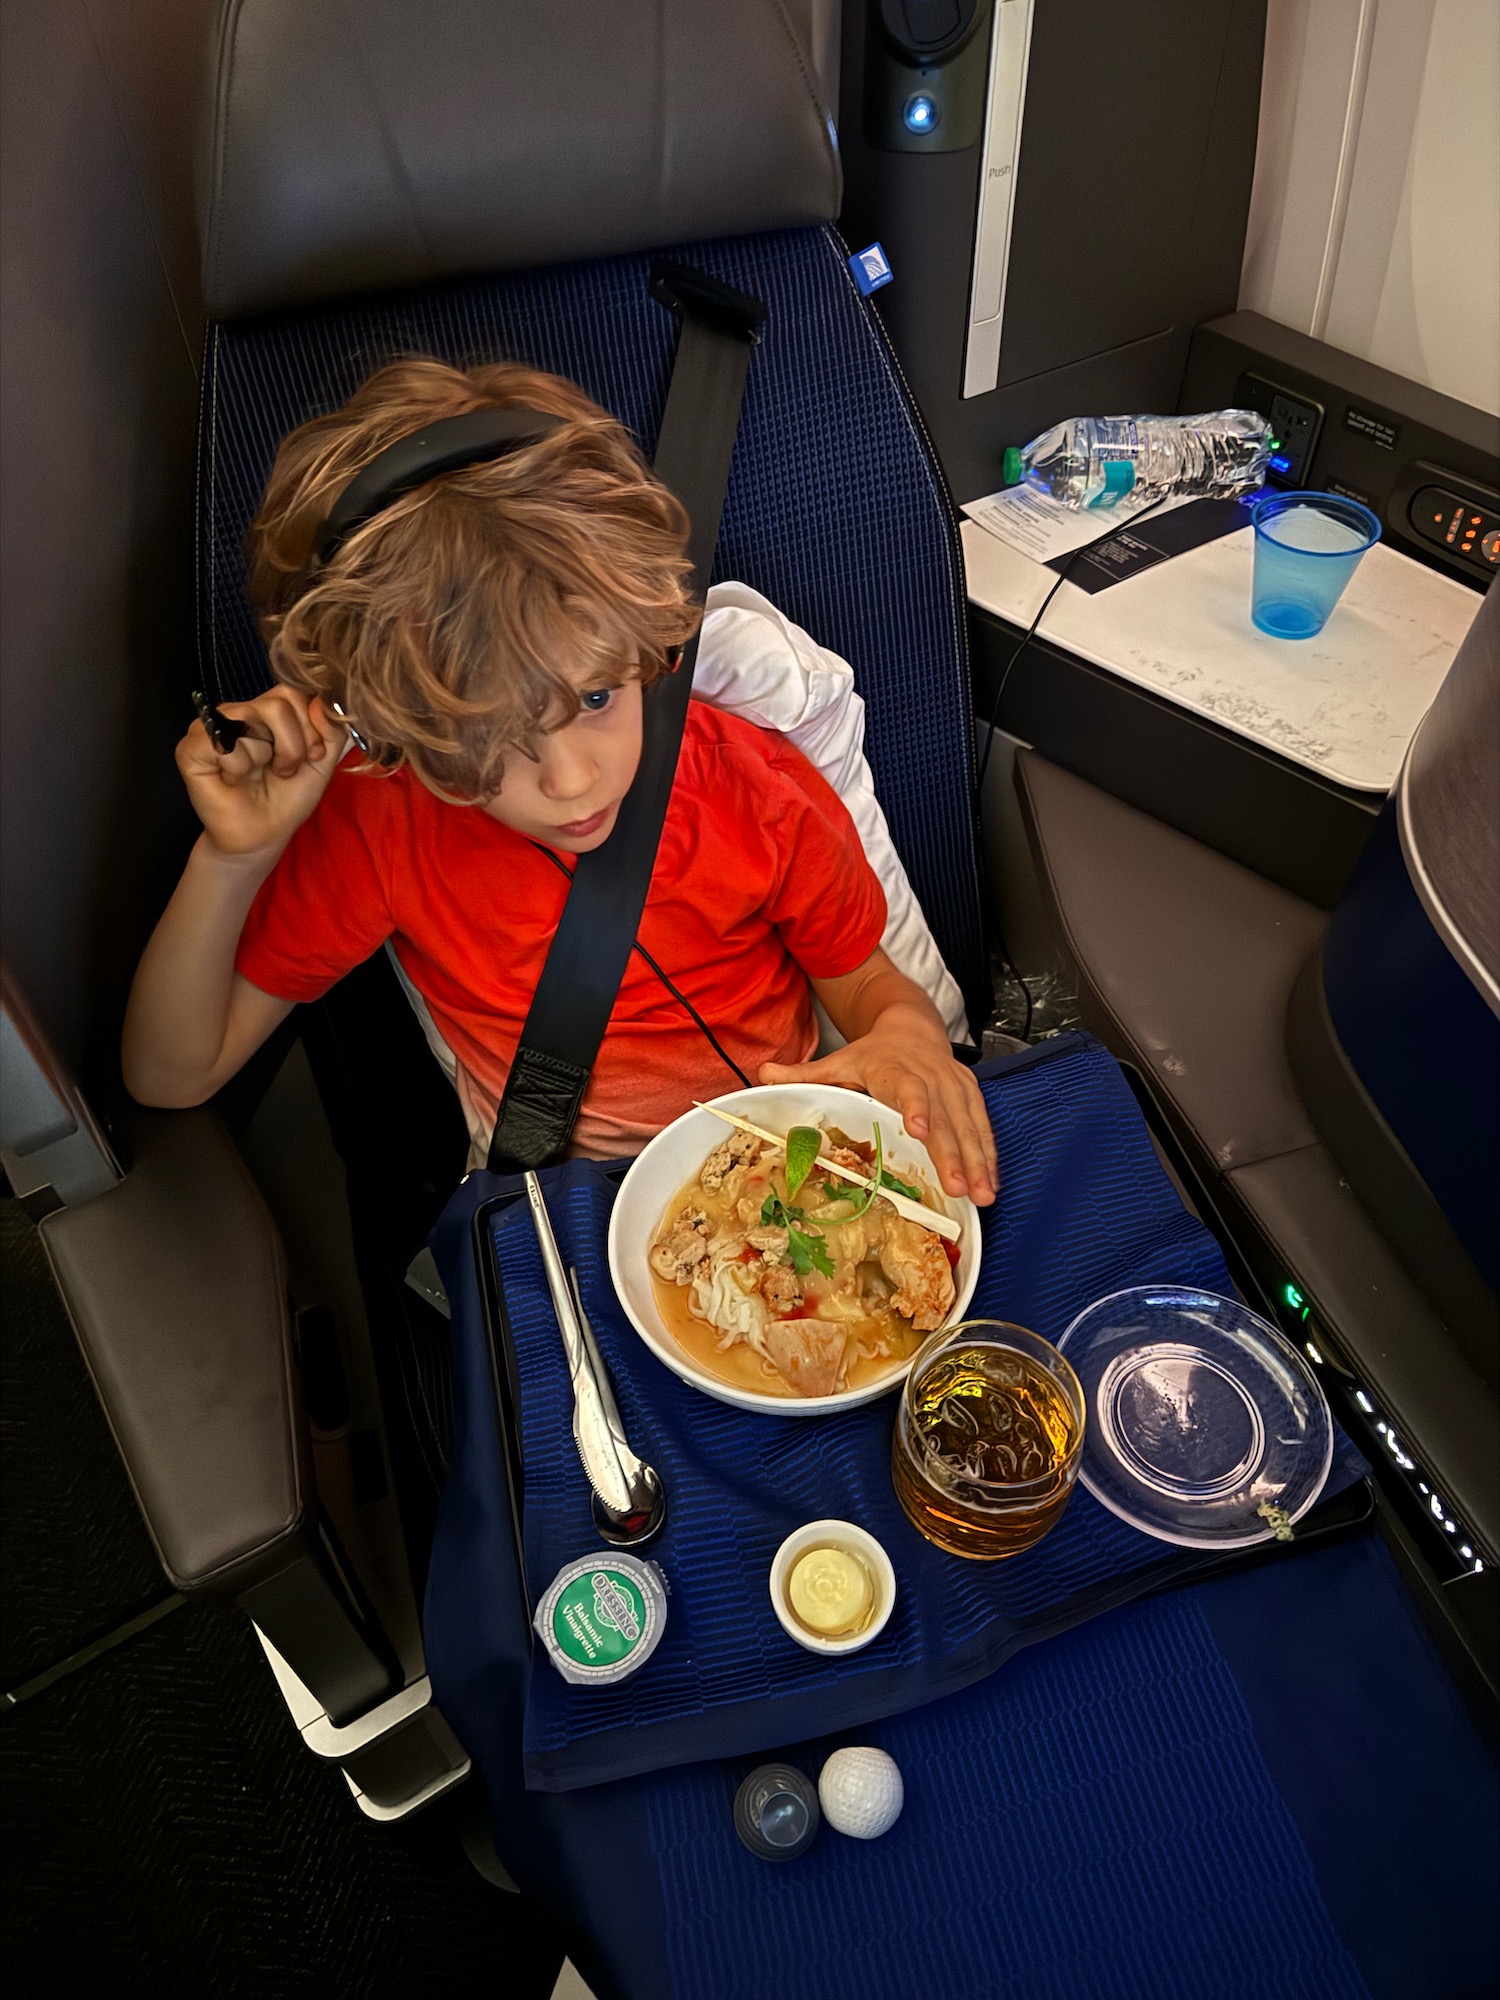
{"left": 568, "top": 1266, "right": 667, "bottom": 1548}
{"left": 524, "top": 1172, "right": 666, "bottom": 1548}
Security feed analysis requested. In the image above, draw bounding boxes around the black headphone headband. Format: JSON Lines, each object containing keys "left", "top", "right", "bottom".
{"left": 313, "top": 406, "right": 566, "bottom": 565}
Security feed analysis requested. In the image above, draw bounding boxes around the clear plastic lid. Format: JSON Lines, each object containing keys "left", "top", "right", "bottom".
{"left": 1057, "top": 1288, "right": 1333, "bottom": 1550}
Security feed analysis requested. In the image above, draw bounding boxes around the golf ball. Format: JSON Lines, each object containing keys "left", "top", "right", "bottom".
{"left": 817, "top": 1746, "right": 904, "bottom": 1839}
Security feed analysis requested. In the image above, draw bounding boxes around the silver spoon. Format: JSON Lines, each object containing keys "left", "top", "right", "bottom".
{"left": 523, "top": 1172, "right": 666, "bottom": 1548}
{"left": 568, "top": 1266, "right": 667, "bottom": 1549}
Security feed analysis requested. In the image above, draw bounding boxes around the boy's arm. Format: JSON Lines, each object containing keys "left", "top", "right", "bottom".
{"left": 759, "top": 948, "right": 998, "bottom": 1207}
{"left": 122, "top": 687, "right": 348, "bottom": 1107}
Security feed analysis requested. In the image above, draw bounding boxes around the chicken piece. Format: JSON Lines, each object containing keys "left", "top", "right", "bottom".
{"left": 762, "top": 1317, "right": 850, "bottom": 1398}
{"left": 760, "top": 1262, "right": 803, "bottom": 1317}
{"left": 700, "top": 1130, "right": 762, "bottom": 1191}
{"left": 649, "top": 1206, "right": 711, "bottom": 1284}
{"left": 745, "top": 1224, "right": 790, "bottom": 1265}
{"left": 826, "top": 1143, "right": 871, "bottom": 1177}
{"left": 879, "top": 1219, "right": 956, "bottom": 1331}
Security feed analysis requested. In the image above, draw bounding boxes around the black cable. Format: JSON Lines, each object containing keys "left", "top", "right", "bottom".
{"left": 971, "top": 494, "right": 1175, "bottom": 1041}
{"left": 529, "top": 842, "right": 753, "bottom": 1087}
{"left": 974, "top": 493, "right": 1174, "bottom": 797}
{"left": 631, "top": 937, "right": 754, "bottom": 1088}
{"left": 974, "top": 564, "right": 1071, "bottom": 798}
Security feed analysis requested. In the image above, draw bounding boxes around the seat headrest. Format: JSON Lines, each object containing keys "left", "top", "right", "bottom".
{"left": 201, "top": 0, "right": 842, "bottom": 320}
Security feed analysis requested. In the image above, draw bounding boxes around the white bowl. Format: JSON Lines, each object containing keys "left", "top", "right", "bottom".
{"left": 606, "top": 1083, "right": 981, "bottom": 1416}
{"left": 769, "top": 1519, "right": 898, "bottom": 1655}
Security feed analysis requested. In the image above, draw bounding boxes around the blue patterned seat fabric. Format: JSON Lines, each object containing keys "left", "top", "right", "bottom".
{"left": 197, "top": 225, "right": 988, "bottom": 1025}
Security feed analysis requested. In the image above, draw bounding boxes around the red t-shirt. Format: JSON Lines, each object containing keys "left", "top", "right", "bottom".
{"left": 236, "top": 701, "right": 887, "bottom": 1158}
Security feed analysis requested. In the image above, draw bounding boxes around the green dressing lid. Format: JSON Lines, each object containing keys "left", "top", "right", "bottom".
{"left": 553, "top": 1567, "right": 646, "bottom": 1669}
{"left": 535, "top": 1553, "right": 669, "bottom": 1686}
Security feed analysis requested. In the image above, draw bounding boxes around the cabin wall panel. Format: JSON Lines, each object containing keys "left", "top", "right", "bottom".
{"left": 1242, "top": 0, "right": 1499, "bottom": 417}
{"left": 0, "top": 0, "right": 215, "bottom": 1084}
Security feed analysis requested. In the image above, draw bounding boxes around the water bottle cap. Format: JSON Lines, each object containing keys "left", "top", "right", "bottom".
{"left": 1002, "top": 447, "right": 1024, "bottom": 487}
{"left": 1102, "top": 460, "right": 1135, "bottom": 495}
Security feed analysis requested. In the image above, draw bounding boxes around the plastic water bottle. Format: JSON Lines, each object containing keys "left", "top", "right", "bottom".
{"left": 1004, "top": 409, "right": 1273, "bottom": 510}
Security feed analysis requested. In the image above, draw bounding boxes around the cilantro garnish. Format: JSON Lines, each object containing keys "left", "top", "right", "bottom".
{"left": 824, "top": 1129, "right": 926, "bottom": 1217}
{"left": 759, "top": 1191, "right": 836, "bottom": 1280}
{"left": 792, "top": 1232, "right": 835, "bottom": 1280}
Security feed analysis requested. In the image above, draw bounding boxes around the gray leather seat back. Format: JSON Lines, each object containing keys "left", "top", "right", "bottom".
{"left": 201, "top": 0, "right": 842, "bottom": 317}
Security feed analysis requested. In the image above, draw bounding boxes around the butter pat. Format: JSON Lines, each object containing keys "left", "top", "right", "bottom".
{"left": 788, "top": 1546, "right": 873, "bottom": 1636}
{"left": 770, "top": 1518, "right": 897, "bottom": 1656}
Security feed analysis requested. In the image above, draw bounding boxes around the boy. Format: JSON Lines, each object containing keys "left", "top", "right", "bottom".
{"left": 123, "top": 358, "right": 996, "bottom": 1206}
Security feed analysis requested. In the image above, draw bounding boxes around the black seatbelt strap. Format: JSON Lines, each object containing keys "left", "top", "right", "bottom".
{"left": 486, "top": 264, "right": 765, "bottom": 1173}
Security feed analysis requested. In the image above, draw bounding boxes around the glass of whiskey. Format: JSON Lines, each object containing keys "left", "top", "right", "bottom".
{"left": 892, "top": 1322, "right": 1086, "bottom": 1560}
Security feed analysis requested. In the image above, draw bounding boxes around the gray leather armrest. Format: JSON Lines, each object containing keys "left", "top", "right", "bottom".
{"left": 38, "top": 1108, "right": 311, "bottom": 1594}
{"left": 1014, "top": 749, "right": 1326, "bottom": 1173}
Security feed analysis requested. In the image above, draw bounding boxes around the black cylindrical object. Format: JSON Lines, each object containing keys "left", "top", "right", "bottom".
{"left": 734, "top": 1764, "right": 821, "bottom": 1861}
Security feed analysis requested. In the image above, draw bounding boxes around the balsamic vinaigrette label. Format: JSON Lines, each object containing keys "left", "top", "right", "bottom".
{"left": 553, "top": 1569, "right": 644, "bottom": 1667}
{"left": 536, "top": 1553, "right": 669, "bottom": 1684}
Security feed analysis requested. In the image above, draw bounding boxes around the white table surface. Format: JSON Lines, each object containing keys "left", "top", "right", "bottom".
{"left": 962, "top": 517, "right": 1481, "bottom": 795}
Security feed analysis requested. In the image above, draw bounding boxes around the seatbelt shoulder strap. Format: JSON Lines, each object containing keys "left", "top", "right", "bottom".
{"left": 486, "top": 264, "right": 765, "bottom": 1174}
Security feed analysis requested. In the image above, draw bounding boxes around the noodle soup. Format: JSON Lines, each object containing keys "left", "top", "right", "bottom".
{"left": 649, "top": 1124, "right": 959, "bottom": 1401}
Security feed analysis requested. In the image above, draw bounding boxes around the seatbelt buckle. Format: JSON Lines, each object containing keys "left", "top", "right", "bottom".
{"left": 487, "top": 1046, "right": 592, "bottom": 1175}
{"left": 649, "top": 260, "right": 767, "bottom": 344}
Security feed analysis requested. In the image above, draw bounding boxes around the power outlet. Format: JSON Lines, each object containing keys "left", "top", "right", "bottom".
{"left": 1265, "top": 391, "right": 1323, "bottom": 485}
{"left": 1237, "top": 373, "right": 1324, "bottom": 487}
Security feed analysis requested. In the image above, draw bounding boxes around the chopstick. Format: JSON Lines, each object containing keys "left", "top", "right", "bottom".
{"left": 690, "top": 1101, "right": 962, "bottom": 1244}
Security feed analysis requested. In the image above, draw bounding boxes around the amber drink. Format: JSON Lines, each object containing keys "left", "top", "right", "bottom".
{"left": 892, "top": 1322, "right": 1085, "bottom": 1559}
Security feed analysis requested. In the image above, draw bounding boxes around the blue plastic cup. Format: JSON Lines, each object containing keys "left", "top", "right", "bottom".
{"left": 1250, "top": 491, "right": 1381, "bottom": 639}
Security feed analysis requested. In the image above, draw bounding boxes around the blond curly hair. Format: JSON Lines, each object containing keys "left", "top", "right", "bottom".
{"left": 246, "top": 357, "right": 698, "bottom": 801}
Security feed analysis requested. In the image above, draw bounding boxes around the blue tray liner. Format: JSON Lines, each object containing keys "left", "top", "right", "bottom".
{"left": 483, "top": 1036, "right": 1365, "bottom": 1792}
{"left": 645, "top": 1579, "right": 1373, "bottom": 2000}
{"left": 623, "top": 1532, "right": 1499, "bottom": 2000}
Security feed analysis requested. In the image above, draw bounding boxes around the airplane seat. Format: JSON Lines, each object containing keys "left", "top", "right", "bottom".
{"left": 11, "top": 0, "right": 998, "bottom": 1815}
{"left": 1015, "top": 581, "right": 1500, "bottom": 1595}
{"left": 193, "top": 0, "right": 988, "bottom": 1514}
{"left": 1287, "top": 581, "right": 1499, "bottom": 1340}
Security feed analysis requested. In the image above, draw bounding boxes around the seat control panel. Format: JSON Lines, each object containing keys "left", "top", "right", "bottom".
{"left": 1409, "top": 485, "right": 1500, "bottom": 574}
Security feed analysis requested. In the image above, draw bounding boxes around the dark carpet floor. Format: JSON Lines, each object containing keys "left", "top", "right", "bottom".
{"left": 1, "top": 1198, "right": 566, "bottom": 1997}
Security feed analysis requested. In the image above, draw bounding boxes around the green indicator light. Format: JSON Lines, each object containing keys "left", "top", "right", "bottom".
{"left": 1283, "top": 1283, "right": 1305, "bottom": 1311}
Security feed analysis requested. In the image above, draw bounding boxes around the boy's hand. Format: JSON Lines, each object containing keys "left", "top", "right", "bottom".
{"left": 177, "top": 688, "right": 348, "bottom": 860}
{"left": 760, "top": 998, "right": 998, "bottom": 1207}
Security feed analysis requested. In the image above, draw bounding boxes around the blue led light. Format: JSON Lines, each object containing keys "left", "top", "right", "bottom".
{"left": 903, "top": 93, "right": 938, "bottom": 134}
{"left": 1270, "top": 454, "right": 1292, "bottom": 473}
